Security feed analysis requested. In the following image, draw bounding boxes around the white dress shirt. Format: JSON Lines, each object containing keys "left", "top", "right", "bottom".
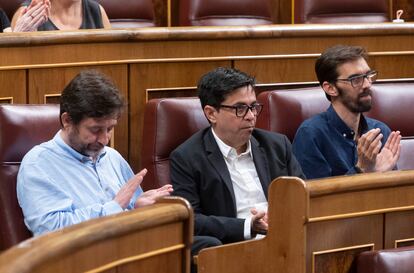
{"left": 212, "top": 129, "right": 268, "bottom": 239}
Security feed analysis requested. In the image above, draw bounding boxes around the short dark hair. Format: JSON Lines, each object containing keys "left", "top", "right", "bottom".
{"left": 197, "top": 67, "right": 256, "bottom": 109}
{"left": 315, "top": 45, "right": 368, "bottom": 101}
{"left": 60, "top": 70, "right": 125, "bottom": 125}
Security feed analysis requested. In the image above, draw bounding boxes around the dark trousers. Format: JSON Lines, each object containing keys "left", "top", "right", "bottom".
{"left": 191, "top": 236, "right": 222, "bottom": 273}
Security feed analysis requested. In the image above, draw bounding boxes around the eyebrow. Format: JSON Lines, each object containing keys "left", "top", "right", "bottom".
{"left": 346, "top": 70, "right": 373, "bottom": 79}
{"left": 232, "top": 101, "right": 258, "bottom": 106}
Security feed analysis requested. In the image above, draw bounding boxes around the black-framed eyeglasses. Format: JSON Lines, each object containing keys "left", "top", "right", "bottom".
{"left": 219, "top": 103, "right": 263, "bottom": 118}
{"left": 336, "top": 70, "right": 378, "bottom": 88}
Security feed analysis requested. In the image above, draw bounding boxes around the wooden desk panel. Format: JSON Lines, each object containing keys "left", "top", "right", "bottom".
{"left": 0, "top": 71, "right": 26, "bottom": 104}
{"left": 385, "top": 210, "right": 414, "bottom": 248}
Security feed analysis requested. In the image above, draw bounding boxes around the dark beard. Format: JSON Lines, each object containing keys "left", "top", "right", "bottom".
{"left": 336, "top": 85, "right": 372, "bottom": 113}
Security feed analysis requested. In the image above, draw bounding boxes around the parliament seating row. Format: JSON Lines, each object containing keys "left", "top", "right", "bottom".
{"left": 1, "top": 86, "right": 414, "bottom": 272}
{"left": 0, "top": 0, "right": 395, "bottom": 28}
{"left": 3, "top": 80, "right": 413, "bottom": 251}
{"left": 140, "top": 80, "right": 414, "bottom": 190}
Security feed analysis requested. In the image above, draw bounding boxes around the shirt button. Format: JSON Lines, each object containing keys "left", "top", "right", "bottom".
{"left": 343, "top": 133, "right": 347, "bottom": 137}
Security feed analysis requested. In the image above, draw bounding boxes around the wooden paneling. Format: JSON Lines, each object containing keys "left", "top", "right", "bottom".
{"left": 129, "top": 61, "right": 230, "bottom": 170}
{"left": 153, "top": 0, "right": 169, "bottom": 26}
{"left": 308, "top": 217, "right": 381, "bottom": 273}
{"left": 370, "top": 54, "right": 414, "bottom": 79}
{"left": 235, "top": 57, "right": 317, "bottom": 84}
{"left": 277, "top": 0, "right": 292, "bottom": 24}
{"left": 0, "top": 70, "right": 26, "bottom": 104}
{"left": 28, "top": 65, "right": 129, "bottom": 158}
{"left": 385, "top": 210, "right": 414, "bottom": 248}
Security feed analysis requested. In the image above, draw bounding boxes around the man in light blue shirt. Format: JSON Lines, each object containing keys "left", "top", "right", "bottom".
{"left": 17, "top": 70, "right": 172, "bottom": 236}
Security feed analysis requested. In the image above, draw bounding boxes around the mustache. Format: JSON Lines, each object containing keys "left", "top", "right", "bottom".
{"left": 359, "top": 88, "right": 372, "bottom": 98}
{"left": 88, "top": 143, "right": 105, "bottom": 150}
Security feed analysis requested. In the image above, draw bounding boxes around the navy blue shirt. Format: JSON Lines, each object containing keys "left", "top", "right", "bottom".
{"left": 292, "top": 105, "right": 391, "bottom": 179}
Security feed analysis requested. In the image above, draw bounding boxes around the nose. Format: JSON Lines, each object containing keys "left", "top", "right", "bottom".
{"left": 244, "top": 108, "right": 255, "bottom": 120}
{"left": 362, "top": 76, "right": 372, "bottom": 89}
{"left": 97, "top": 130, "right": 111, "bottom": 146}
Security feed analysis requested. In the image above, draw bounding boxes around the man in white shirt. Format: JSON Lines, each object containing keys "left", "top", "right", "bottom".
{"left": 170, "top": 67, "right": 305, "bottom": 254}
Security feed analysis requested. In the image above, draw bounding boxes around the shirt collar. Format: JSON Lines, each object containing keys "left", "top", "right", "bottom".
{"left": 211, "top": 128, "right": 252, "bottom": 159}
{"left": 53, "top": 130, "right": 107, "bottom": 163}
{"left": 326, "top": 105, "right": 369, "bottom": 140}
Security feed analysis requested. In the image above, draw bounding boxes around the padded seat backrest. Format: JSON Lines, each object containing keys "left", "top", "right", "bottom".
{"left": 141, "top": 98, "right": 209, "bottom": 190}
{"left": 0, "top": 104, "right": 60, "bottom": 251}
{"left": 256, "top": 86, "right": 328, "bottom": 141}
{"left": 366, "top": 83, "right": 414, "bottom": 171}
{"left": 356, "top": 246, "right": 414, "bottom": 273}
{"left": 365, "top": 83, "right": 414, "bottom": 136}
{"left": 179, "top": 0, "right": 273, "bottom": 26}
{"left": 97, "top": 0, "right": 155, "bottom": 28}
{"left": 294, "top": 0, "right": 389, "bottom": 23}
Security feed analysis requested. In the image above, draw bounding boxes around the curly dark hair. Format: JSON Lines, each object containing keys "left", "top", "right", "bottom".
{"left": 60, "top": 70, "right": 125, "bottom": 125}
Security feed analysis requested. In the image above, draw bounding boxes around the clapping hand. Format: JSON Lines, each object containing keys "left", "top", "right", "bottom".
{"left": 13, "top": 0, "right": 50, "bottom": 32}
{"left": 134, "top": 184, "right": 173, "bottom": 208}
{"left": 356, "top": 129, "right": 401, "bottom": 173}
{"left": 114, "top": 168, "right": 148, "bottom": 209}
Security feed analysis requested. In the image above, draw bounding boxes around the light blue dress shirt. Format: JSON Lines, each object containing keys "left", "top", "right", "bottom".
{"left": 17, "top": 131, "right": 143, "bottom": 236}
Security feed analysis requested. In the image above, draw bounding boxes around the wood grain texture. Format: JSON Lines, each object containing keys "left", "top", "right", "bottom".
{"left": 198, "top": 170, "right": 414, "bottom": 273}
{"left": 0, "top": 197, "right": 193, "bottom": 273}
{"left": 0, "top": 70, "right": 26, "bottom": 104}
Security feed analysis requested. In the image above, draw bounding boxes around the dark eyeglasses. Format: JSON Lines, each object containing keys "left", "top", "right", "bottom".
{"left": 219, "top": 103, "right": 263, "bottom": 118}
{"left": 336, "top": 70, "right": 378, "bottom": 88}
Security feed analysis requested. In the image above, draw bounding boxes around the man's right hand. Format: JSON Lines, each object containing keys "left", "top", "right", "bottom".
{"left": 114, "top": 168, "right": 147, "bottom": 209}
{"left": 250, "top": 208, "right": 268, "bottom": 236}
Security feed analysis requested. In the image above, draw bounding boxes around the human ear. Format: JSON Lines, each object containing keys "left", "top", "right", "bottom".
{"left": 322, "top": 81, "right": 338, "bottom": 98}
{"left": 203, "top": 105, "right": 217, "bottom": 124}
{"left": 60, "top": 112, "right": 72, "bottom": 129}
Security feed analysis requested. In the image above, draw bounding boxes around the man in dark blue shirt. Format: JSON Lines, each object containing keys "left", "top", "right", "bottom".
{"left": 293, "top": 45, "right": 401, "bottom": 179}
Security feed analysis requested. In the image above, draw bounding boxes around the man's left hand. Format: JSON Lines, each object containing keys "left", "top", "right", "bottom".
{"left": 134, "top": 184, "right": 173, "bottom": 208}
{"left": 375, "top": 131, "right": 401, "bottom": 172}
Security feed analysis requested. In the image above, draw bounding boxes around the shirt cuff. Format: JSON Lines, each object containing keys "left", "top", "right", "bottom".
{"left": 244, "top": 215, "right": 253, "bottom": 240}
{"left": 103, "top": 200, "right": 124, "bottom": 216}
